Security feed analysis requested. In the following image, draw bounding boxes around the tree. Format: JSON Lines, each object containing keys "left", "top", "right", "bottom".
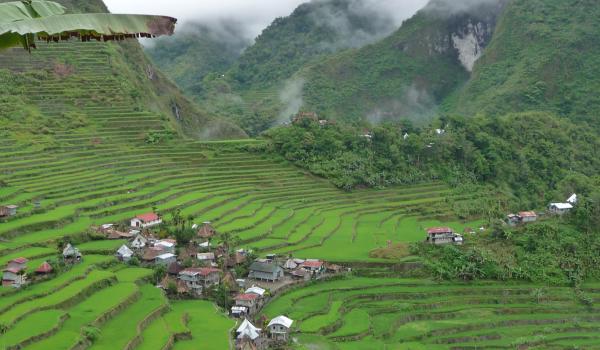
{"left": 0, "top": 0, "right": 176, "bottom": 51}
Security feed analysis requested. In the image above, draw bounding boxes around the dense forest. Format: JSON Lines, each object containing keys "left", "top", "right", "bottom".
{"left": 261, "top": 112, "right": 600, "bottom": 204}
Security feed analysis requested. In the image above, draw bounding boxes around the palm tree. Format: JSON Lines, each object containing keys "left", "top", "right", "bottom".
{"left": 0, "top": 0, "right": 176, "bottom": 51}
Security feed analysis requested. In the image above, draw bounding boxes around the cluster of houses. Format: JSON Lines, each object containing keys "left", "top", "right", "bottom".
{"left": 235, "top": 315, "right": 295, "bottom": 350}
{"left": 232, "top": 257, "right": 342, "bottom": 318}
{"left": 0, "top": 204, "right": 18, "bottom": 218}
{"left": 2, "top": 245, "right": 80, "bottom": 288}
{"left": 506, "top": 194, "right": 578, "bottom": 226}
{"left": 426, "top": 227, "right": 464, "bottom": 245}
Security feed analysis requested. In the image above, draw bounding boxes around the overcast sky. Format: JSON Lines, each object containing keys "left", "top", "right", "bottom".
{"left": 104, "top": 0, "right": 429, "bottom": 40}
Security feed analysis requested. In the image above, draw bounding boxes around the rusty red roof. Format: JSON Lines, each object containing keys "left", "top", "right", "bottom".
{"left": 302, "top": 260, "right": 323, "bottom": 268}
{"left": 10, "top": 257, "right": 28, "bottom": 264}
{"left": 3, "top": 267, "right": 22, "bottom": 274}
{"left": 519, "top": 211, "right": 537, "bottom": 217}
{"left": 427, "top": 227, "right": 454, "bottom": 235}
{"left": 235, "top": 293, "right": 260, "bottom": 301}
{"left": 36, "top": 261, "right": 53, "bottom": 273}
{"left": 136, "top": 213, "right": 159, "bottom": 222}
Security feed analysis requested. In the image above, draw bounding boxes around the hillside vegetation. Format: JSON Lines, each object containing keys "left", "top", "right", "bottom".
{"left": 0, "top": 0, "right": 246, "bottom": 140}
{"left": 148, "top": 0, "right": 409, "bottom": 135}
{"left": 454, "top": 0, "right": 600, "bottom": 125}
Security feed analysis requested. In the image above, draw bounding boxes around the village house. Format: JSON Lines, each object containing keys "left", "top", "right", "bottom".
{"left": 267, "top": 315, "right": 294, "bottom": 342}
{"left": 245, "top": 286, "right": 267, "bottom": 297}
{"left": 426, "top": 227, "right": 464, "bottom": 245}
{"left": 519, "top": 211, "right": 538, "bottom": 223}
{"left": 234, "top": 293, "right": 262, "bottom": 315}
{"left": 167, "top": 261, "right": 184, "bottom": 276}
{"left": 155, "top": 253, "right": 177, "bottom": 266}
{"left": 325, "top": 263, "right": 343, "bottom": 274}
{"left": 35, "top": 261, "right": 53, "bottom": 275}
{"left": 567, "top": 193, "right": 578, "bottom": 205}
{"left": 178, "top": 267, "right": 221, "bottom": 296}
{"left": 301, "top": 260, "right": 324, "bottom": 275}
{"left": 130, "top": 233, "right": 148, "bottom": 249}
{"left": 130, "top": 212, "right": 162, "bottom": 228}
{"left": 548, "top": 202, "right": 573, "bottom": 215}
{"left": 63, "top": 243, "right": 82, "bottom": 262}
{"left": 236, "top": 319, "right": 263, "bottom": 350}
{"left": 248, "top": 261, "right": 284, "bottom": 282}
{"left": 197, "top": 222, "right": 216, "bottom": 241}
{"left": 155, "top": 239, "right": 176, "bottom": 253}
{"left": 292, "top": 111, "right": 319, "bottom": 125}
{"left": 197, "top": 252, "right": 216, "bottom": 266}
{"left": 283, "top": 258, "right": 298, "bottom": 270}
{"left": 2, "top": 257, "right": 28, "bottom": 287}
{"left": 0, "top": 205, "right": 18, "bottom": 217}
{"left": 141, "top": 246, "right": 165, "bottom": 264}
{"left": 116, "top": 244, "right": 134, "bottom": 262}
{"left": 291, "top": 269, "right": 309, "bottom": 281}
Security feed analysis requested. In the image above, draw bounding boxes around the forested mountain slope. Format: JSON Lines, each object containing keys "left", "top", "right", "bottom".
{"left": 147, "top": 0, "right": 410, "bottom": 134}
{"left": 453, "top": 0, "right": 600, "bottom": 125}
{"left": 301, "top": 0, "right": 505, "bottom": 123}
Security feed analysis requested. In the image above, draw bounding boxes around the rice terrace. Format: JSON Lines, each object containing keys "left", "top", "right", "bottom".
{"left": 1, "top": 0, "right": 600, "bottom": 349}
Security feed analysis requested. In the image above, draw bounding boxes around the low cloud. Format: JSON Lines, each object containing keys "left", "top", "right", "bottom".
{"left": 367, "top": 83, "right": 437, "bottom": 125}
{"left": 424, "top": 0, "right": 503, "bottom": 16}
{"left": 278, "top": 78, "right": 306, "bottom": 124}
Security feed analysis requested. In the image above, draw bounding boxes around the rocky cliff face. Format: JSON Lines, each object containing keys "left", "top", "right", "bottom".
{"left": 421, "top": 0, "right": 506, "bottom": 72}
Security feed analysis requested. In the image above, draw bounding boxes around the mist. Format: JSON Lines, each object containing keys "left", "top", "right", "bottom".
{"left": 367, "top": 83, "right": 437, "bottom": 125}
{"left": 424, "top": 0, "right": 504, "bottom": 16}
{"left": 279, "top": 78, "right": 306, "bottom": 124}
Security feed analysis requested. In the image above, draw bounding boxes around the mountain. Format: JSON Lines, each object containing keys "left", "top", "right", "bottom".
{"left": 145, "top": 22, "right": 251, "bottom": 98}
{"left": 300, "top": 0, "right": 505, "bottom": 124}
{"left": 0, "top": 0, "right": 247, "bottom": 140}
{"left": 454, "top": 0, "right": 600, "bottom": 125}
{"left": 146, "top": 0, "right": 409, "bottom": 135}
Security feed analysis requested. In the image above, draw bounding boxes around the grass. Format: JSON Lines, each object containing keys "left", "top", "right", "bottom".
{"left": 0, "top": 36, "right": 563, "bottom": 350}
{"left": 261, "top": 276, "right": 600, "bottom": 349}
{"left": 0, "top": 309, "right": 65, "bottom": 349}
{"left": 170, "top": 300, "right": 234, "bottom": 350}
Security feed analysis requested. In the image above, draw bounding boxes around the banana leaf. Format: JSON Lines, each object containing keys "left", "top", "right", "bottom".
{"left": 0, "top": 0, "right": 176, "bottom": 50}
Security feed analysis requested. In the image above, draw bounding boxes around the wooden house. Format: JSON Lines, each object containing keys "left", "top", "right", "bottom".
{"left": 130, "top": 212, "right": 162, "bottom": 228}
{"left": 197, "top": 252, "right": 216, "bottom": 265}
{"left": 3, "top": 257, "right": 28, "bottom": 287}
{"left": 248, "top": 262, "right": 284, "bottom": 282}
{"left": 197, "top": 222, "right": 216, "bottom": 240}
{"left": 35, "top": 261, "right": 53, "bottom": 275}
{"left": 234, "top": 293, "right": 261, "bottom": 315}
{"left": 116, "top": 245, "right": 134, "bottom": 262}
{"left": 62, "top": 244, "right": 82, "bottom": 262}
{"left": 301, "top": 260, "right": 324, "bottom": 275}
{"left": 236, "top": 319, "right": 263, "bottom": 349}
{"left": 178, "top": 267, "right": 221, "bottom": 296}
{"left": 267, "top": 315, "right": 294, "bottom": 342}
{"left": 155, "top": 239, "right": 176, "bottom": 253}
{"left": 426, "top": 227, "right": 463, "bottom": 245}
{"left": 519, "top": 211, "right": 538, "bottom": 223}
{"left": 130, "top": 233, "right": 148, "bottom": 249}
{"left": 0, "top": 205, "right": 18, "bottom": 217}
{"left": 548, "top": 203, "right": 573, "bottom": 215}
{"left": 155, "top": 253, "right": 176, "bottom": 266}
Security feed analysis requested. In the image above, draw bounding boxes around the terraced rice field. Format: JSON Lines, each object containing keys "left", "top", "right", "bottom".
{"left": 262, "top": 277, "right": 600, "bottom": 349}
{"left": 0, "top": 41, "right": 512, "bottom": 349}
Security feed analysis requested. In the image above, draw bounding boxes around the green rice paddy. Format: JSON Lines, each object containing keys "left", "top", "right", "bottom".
{"left": 0, "top": 38, "right": 593, "bottom": 350}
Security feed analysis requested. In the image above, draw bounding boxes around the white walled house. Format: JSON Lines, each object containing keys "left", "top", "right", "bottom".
{"left": 116, "top": 245, "right": 134, "bottom": 262}
{"left": 268, "top": 315, "right": 294, "bottom": 342}
{"left": 155, "top": 253, "right": 176, "bottom": 266}
{"left": 131, "top": 212, "right": 162, "bottom": 228}
{"left": 548, "top": 202, "right": 573, "bottom": 215}
{"left": 131, "top": 234, "right": 148, "bottom": 249}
